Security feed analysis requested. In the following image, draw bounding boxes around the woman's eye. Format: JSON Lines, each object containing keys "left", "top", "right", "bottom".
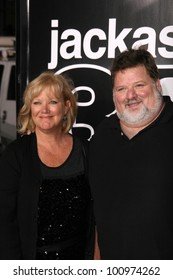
{"left": 50, "top": 100, "right": 58, "bottom": 104}
{"left": 32, "top": 101, "right": 41, "bottom": 105}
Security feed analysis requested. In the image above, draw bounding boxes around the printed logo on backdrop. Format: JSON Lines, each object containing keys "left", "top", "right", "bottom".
{"left": 47, "top": 19, "right": 173, "bottom": 139}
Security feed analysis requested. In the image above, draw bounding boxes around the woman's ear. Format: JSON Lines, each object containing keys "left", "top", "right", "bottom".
{"left": 65, "top": 100, "right": 71, "bottom": 114}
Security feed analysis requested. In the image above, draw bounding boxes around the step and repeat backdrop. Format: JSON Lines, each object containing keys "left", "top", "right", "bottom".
{"left": 18, "top": 0, "right": 173, "bottom": 140}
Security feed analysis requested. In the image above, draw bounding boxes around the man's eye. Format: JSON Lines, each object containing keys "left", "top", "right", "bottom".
{"left": 116, "top": 87, "right": 126, "bottom": 93}
{"left": 135, "top": 83, "right": 145, "bottom": 89}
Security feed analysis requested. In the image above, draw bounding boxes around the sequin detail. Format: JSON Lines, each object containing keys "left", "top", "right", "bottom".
{"left": 36, "top": 174, "right": 90, "bottom": 259}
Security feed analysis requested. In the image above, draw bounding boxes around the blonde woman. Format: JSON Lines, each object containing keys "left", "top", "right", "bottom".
{"left": 0, "top": 71, "right": 94, "bottom": 260}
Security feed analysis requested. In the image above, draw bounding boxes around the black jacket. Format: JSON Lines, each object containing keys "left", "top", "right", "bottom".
{"left": 0, "top": 133, "right": 94, "bottom": 259}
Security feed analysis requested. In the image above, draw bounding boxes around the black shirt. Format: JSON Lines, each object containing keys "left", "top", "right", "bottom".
{"left": 89, "top": 96, "right": 173, "bottom": 259}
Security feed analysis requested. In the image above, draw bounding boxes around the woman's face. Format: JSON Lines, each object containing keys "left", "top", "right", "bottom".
{"left": 31, "top": 88, "right": 70, "bottom": 133}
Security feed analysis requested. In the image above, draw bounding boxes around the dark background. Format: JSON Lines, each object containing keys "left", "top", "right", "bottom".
{"left": 0, "top": 0, "right": 15, "bottom": 36}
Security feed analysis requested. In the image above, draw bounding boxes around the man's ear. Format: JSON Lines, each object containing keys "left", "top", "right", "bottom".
{"left": 156, "top": 79, "right": 162, "bottom": 93}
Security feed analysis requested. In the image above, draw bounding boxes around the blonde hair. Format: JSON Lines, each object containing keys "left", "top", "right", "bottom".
{"left": 17, "top": 71, "right": 77, "bottom": 134}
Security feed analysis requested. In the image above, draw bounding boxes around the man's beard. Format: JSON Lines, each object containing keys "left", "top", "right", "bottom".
{"left": 116, "top": 89, "right": 163, "bottom": 126}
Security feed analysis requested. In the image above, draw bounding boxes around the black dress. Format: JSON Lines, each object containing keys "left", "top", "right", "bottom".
{"left": 36, "top": 137, "right": 91, "bottom": 260}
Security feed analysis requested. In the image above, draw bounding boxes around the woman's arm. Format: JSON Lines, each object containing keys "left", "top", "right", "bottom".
{"left": 0, "top": 142, "right": 22, "bottom": 259}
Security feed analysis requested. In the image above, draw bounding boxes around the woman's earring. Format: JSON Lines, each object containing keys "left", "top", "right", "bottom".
{"left": 63, "top": 114, "right": 67, "bottom": 121}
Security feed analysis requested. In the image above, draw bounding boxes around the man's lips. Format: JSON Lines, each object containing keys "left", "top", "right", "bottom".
{"left": 125, "top": 100, "right": 142, "bottom": 108}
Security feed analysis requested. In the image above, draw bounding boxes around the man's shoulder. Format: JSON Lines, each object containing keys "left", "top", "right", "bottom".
{"left": 89, "top": 114, "right": 117, "bottom": 148}
{"left": 94, "top": 114, "right": 117, "bottom": 134}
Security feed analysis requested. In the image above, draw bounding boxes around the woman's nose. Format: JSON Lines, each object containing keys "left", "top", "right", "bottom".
{"left": 42, "top": 103, "right": 50, "bottom": 113}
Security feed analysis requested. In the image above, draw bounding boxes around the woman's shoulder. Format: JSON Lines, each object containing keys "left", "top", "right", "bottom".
{"left": 1, "top": 133, "right": 36, "bottom": 158}
{"left": 73, "top": 135, "right": 89, "bottom": 152}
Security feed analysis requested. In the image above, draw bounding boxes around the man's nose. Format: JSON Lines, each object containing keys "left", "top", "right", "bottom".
{"left": 126, "top": 86, "right": 137, "bottom": 99}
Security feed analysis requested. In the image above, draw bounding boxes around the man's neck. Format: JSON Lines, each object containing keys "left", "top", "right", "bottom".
{"left": 120, "top": 122, "right": 146, "bottom": 139}
{"left": 120, "top": 101, "right": 165, "bottom": 139}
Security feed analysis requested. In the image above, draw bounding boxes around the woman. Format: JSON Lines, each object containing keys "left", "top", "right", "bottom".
{"left": 0, "top": 71, "right": 94, "bottom": 260}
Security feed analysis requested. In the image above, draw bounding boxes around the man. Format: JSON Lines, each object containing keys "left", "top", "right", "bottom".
{"left": 89, "top": 48, "right": 173, "bottom": 259}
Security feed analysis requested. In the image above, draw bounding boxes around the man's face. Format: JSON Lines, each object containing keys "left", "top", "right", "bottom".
{"left": 113, "top": 65, "right": 163, "bottom": 127}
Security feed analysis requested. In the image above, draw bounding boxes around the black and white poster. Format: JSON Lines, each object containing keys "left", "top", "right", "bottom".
{"left": 17, "top": 0, "right": 173, "bottom": 139}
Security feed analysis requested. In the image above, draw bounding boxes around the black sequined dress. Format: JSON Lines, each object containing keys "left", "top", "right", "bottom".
{"left": 36, "top": 137, "right": 91, "bottom": 260}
